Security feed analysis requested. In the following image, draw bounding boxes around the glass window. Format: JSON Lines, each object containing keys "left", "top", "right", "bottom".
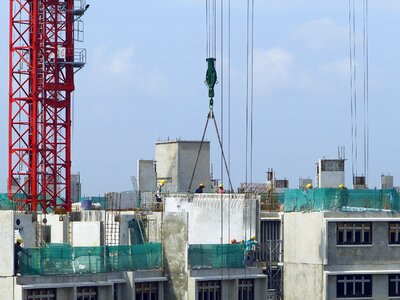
{"left": 389, "top": 274, "right": 400, "bottom": 296}
{"left": 337, "top": 275, "right": 372, "bottom": 298}
{"left": 238, "top": 279, "right": 254, "bottom": 300}
{"left": 337, "top": 223, "right": 372, "bottom": 245}
{"left": 389, "top": 223, "right": 400, "bottom": 244}
{"left": 198, "top": 281, "right": 221, "bottom": 300}
{"left": 27, "top": 289, "right": 56, "bottom": 300}
{"left": 76, "top": 286, "right": 98, "bottom": 300}
{"left": 135, "top": 282, "right": 158, "bottom": 300}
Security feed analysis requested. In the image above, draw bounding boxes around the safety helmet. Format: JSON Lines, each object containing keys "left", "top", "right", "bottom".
{"left": 305, "top": 183, "right": 313, "bottom": 189}
{"left": 219, "top": 183, "right": 223, "bottom": 188}
{"left": 251, "top": 235, "right": 256, "bottom": 240}
{"left": 199, "top": 183, "right": 205, "bottom": 187}
{"left": 339, "top": 184, "right": 345, "bottom": 189}
{"left": 159, "top": 180, "right": 165, "bottom": 185}
{"left": 17, "top": 238, "right": 23, "bottom": 244}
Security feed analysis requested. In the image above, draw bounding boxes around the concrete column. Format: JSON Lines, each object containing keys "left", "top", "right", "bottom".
{"left": 254, "top": 277, "right": 268, "bottom": 300}
{"left": 222, "top": 279, "right": 237, "bottom": 299}
{"left": 98, "top": 286, "right": 112, "bottom": 300}
{"left": 0, "top": 211, "right": 15, "bottom": 276}
{"left": 163, "top": 213, "right": 189, "bottom": 300}
{"left": 122, "top": 271, "right": 135, "bottom": 300}
{"left": 57, "top": 287, "right": 74, "bottom": 300}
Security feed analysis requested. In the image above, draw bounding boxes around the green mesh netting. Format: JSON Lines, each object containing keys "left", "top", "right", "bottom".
{"left": 73, "top": 246, "right": 106, "bottom": 274}
{"left": 132, "top": 244, "right": 162, "bottom": 270}
{"left": 0, "top": 193, "right": 17, "bottom": 210}
{"left": 20, "top": 243, "right": 162, "bottom": 276}
{"left": 188, "top": 244, "right": 245, "bottom": 269}
{"left": 284, "top": 188, "right": 400, "bottom": 212}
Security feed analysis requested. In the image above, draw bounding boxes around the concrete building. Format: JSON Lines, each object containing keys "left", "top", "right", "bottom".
{"left": 155, "top": 140, "right": 211, "bottom": 193}
{"left": 162, "top": 193, "right": 268, "bottom": 300}
{"left": 0, "top": 191, "right": 269, "bottom": 299}
{"left": 0, "top": 209, "right": 166, "bottom": 300}
{"left": 282, "top": 187, "right": 400, "bottom": 300}
{"left": 316, "top": 158, "right": 345, "bottom": 188}
{"left": 71, "top": 173, "right": 82, "bottom": 204}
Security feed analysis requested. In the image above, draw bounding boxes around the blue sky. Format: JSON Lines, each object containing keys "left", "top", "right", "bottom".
{"left": 0, "top": 1, "right": 400, "bottom": 195}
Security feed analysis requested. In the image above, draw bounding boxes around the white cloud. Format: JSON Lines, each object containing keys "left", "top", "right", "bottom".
{"left": 295, "top": 18, "right": 347, "bottom": 50}
{"left": 88, "top": 46, "right": 165, "bottom": 95}
{"left": 254, "top": 47, "right": 294, "bottom": 93}
{"left": 320, "top": 58, "right": 349, "bottom": 76}
{"left": 108, "top": 48, "right": 134, "bottom": 75}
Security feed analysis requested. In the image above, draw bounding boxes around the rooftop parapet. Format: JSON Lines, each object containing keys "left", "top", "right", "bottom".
{"left": 284, "top": 188, "right": 400, "bottom": 212}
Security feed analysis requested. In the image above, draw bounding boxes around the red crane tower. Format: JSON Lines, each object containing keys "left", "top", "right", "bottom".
{"left": 8, "top": 0, "right": 87, "bottom": 212}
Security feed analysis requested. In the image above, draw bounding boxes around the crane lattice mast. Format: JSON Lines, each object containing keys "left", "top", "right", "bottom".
{"left": 9, "top": 0, "right": 87, "bottom": 212}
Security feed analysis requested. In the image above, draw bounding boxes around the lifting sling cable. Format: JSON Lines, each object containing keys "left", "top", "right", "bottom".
{"left": 188, "top": 111, "right": 235, "bottom": 194}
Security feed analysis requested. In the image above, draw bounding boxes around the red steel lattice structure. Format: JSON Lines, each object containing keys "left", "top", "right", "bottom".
{"left": 9, "top": 0, "right": 85, "bottom": 212}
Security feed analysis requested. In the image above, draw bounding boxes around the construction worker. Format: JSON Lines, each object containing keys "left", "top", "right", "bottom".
{"left": 244, "top": 235, "right": 258, "bottom": 267}
{"left": 14, "top": 238, "right": 23, "bottom": 275}
{"left": 195, "top": 183, "right": 205, "bottom": 193}
{"left": 217, "top": 183, "right": 224, "bottom": 194}
{"left": 339, "top": 184, "right": 346, "bottom": 189}
{"left": 305, "top": 183, "right": 313, "bottom": 189}
{"left": 155, "top": 180, "right": 165, "bottom": 202}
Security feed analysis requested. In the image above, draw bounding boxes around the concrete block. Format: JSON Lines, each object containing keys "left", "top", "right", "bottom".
{"left": 72, "top": 222, "right": 101, "bottom": 247}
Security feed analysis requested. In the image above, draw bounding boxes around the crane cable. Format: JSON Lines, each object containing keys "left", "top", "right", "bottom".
{"left": 349, "top": 0, "right": 369, "bottom": 185}
{"left": 188, "top": 0, "right": 234, "bottom": 194}
{"left": 349, "top": 0, "right": 358, "bottom": 180}
{"left": 362, "top": 0, "right": 369, "bottom": 185}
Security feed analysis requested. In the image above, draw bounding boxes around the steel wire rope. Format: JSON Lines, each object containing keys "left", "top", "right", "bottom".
{"left": 219, "top": 0, "right": 224, "bottom": 283}
{"left": 362, "top": 0, "right": 369, "bottom": 185}
{"left": 352, "top": 0, "right": 358, "bottom": 180}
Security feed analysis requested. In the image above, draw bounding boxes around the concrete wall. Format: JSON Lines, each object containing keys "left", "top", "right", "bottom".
{"left": 163, "top": 212, "right": 188, "bottom": 300}
{"left": 165, "top": 194, "right": 259, "bottom": 244}
{"left": 0, "top": 277, "right": 16, "bottom": 299}
{"left": 0, "top": 211, "right": 15, "bottom": 276}
{"left": 46, "top": 214, "right": 68, "bottom": 244}
{"left": 284, "top": 212, "right": 325, "bottom": 264}
{"left": 327, "top": 274, "right": 389, "bottom": 300}
{"left": 328, "top": 221, "right": 400, "bottom": 267}
{"left": 325, "top": 212, "right": 400, "bottom": 268}
{"left": 138, "top": 160, "right": 157, "bottom": 192}
{"left": 71, "top": 173, "right": 81, "bottom": 203}
{"left": 187, "top": 275, "right": 267, "bottom": 300}
{"left": 14, "top": 213, "right": 36, "bottom": 248}
{"left": 155, "top": 141, "right": 211, "bottom": 193}
{"left": 72, "top": 222, "right": 101, "bottom": 246}
{"left": 284, "top": 263, "right": 324, "bottom": 300}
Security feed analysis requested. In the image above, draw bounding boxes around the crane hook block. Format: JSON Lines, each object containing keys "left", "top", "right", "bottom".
{"left": 205, "top": 58, "right": 217, "bottom": 98}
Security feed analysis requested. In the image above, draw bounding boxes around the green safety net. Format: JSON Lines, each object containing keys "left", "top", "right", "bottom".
{"left": 0, "top": 193, "right": 17, "bottom": 210}
{"left": 284, "top": 188, "right": 400, "bottom": 212}
{"left": 20, "top": 243, "right": 162, "bottom": 276}
{"left": 188, "top": 244, "right": 245, "bottom": 269}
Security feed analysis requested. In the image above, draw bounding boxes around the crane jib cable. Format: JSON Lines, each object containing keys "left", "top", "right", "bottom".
{"left": 188, "top": 109, "right": 235, "bottom": 194}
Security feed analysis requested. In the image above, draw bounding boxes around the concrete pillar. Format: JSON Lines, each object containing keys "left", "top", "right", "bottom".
{"left": 163, "top": 213, "right": 188, "bottom": 300}
{"left": 98, "top": 286, "right": 112, "bottom": 300}
{"left": 254, "top": 277, "right": 268, "bottom": 300}
{"left": 122, "top": 271, "right": 135, "bottom": 300}
{"left": 0, "top": 211, "right": 15, "bottom": 276}
{"left": 222, "top": 279, "right": 237, "bottom": 299}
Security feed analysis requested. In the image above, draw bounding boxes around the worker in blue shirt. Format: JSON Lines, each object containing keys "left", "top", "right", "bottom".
{"left": 195, "top": 183, "right": 205, "bottom": 193}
